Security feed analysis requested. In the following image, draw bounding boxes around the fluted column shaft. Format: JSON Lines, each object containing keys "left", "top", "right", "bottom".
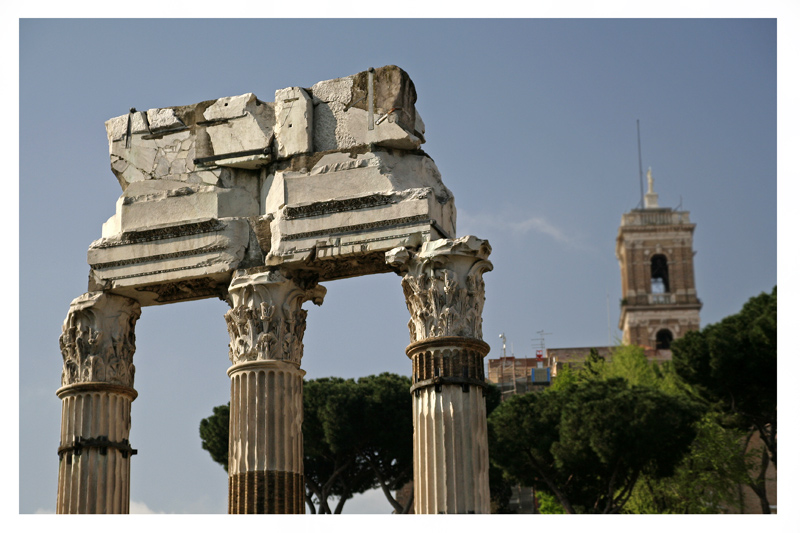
{"left": 228, "top": 361, "right": 304, "bottom": 513}
{"left": 387, "top": 236, "right": 493, "bottom": 514}
{"left": 224, "top": 269, "right": 325, "bottom": 514}
{"left": 56, "top": 292, "right": 141, "bottom": 514}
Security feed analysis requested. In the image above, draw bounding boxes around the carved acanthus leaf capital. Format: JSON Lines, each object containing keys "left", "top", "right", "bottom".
{"left": 59, "top": 292, "right": 142, "bottom": 388}
{"left": 388, "top": 236, "right": 492, "bottom": 343}
{"left": 224, "top": 270, "right": 326, "bottom": 366}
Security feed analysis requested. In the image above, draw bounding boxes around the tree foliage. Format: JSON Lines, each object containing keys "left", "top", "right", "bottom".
{"left": 302, "top": 377, "right": 376, "bottom": 513}
{"left": 671, "top": 286, "right": 777, "bottom": 513}
{"left": 625, "top": 411, "right": 753, "bottom": 513}
{"left": 489, "top": 378, "right": 700, "bottom": 513}
{"left": 484, "top": 382, "right": 514, "bottom": 513}
{"left": 340, "top": 373, "right": 414, "bottom": 513}
{"left": 199, "top": 403, "right": 230, "bottom": 473}
{"left": 672, "top": 287, "right": 777, "bottom": 464}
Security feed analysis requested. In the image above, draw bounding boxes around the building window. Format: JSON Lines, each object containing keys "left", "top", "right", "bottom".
{"left": 650, "top": 254, "right": 670, "bottom": 294}
{"left": 656, "top": 329, "right": 673, "bottom": 350}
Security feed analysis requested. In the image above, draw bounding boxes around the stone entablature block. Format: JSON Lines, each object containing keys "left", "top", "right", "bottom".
{"left": 89, "top": 66, "right": 454, "bottom": 305}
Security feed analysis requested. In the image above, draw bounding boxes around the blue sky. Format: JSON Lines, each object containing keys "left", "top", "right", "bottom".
{"left": 13, "top": 11, "right": 794, "bottom": 525}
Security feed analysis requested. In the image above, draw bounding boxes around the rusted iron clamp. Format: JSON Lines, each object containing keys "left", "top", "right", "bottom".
{"left": 57, "top": 436, "right": 138, "bottom": 459}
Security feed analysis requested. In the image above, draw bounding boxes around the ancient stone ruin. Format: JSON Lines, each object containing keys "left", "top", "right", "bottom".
{"left": 56, "top": 66, "right": 493, "bottom": 514}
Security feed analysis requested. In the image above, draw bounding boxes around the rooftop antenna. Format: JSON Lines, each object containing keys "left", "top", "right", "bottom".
{"left": 675, "top": 194, "right": 683, "bottom": 211}
{"left": 532, "top": 330, "right": 552, "bottom": 352}
{"left": 637, "top": 120, "right": 645, "bottom": 210}
{"left": 499, "top": 332, "right": 507, "bottom": 358}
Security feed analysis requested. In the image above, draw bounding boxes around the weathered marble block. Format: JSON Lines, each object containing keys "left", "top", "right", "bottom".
{"left": 93, "top": 65, "right": 453, "bottom": 301}
{"left": 261, "top": 149, "right": 455, "bottom": 279}
{"left": 101, "top": 180, "right": 259, "bottom": 236}
{"left": 88, "top": 218, "right": 250, "bottom": 306}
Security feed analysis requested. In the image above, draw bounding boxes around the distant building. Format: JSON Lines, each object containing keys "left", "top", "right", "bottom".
{"left": 547, "top": 346, "right": 614, "bottom": 377}
{"left": 616, "top": 168, "right": 702, "bottom": 352}
{"left": 487, "top": 355, "right": 551, "bottom": 400}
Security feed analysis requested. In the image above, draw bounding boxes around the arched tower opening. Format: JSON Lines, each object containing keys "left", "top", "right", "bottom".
{"left": 655, "top": 328, "right": 673, "bottom": 350}
{"left": 650, "top": 254, "right": 670, "bottom": 294}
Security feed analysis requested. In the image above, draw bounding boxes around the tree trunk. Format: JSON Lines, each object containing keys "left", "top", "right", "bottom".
{"left": 756, "top": 423, "right": 776, "bottom": 467}
{"left": 748, "top": 446, "right": 772, "bottom": 514}
{"left": 333, "top": 491, "right": 351, "bottom": 514}
{"left": 524, "top": 450, "right": 575, "bottom": 514}
{"left": 304, "top": 490, "right": 317, "bottom": 514}
{"left": 365, "top": 455, "right": 405, "bottom": 513}
{"left": 401, "top": 488, "right": 414, "bottom": 514}
{"left": 305, "top": 477, "right": 333, "bottom": 513}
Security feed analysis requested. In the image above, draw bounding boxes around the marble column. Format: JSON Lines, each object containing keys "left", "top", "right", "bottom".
{"left": 387, "top": 236, "right": 493, "bottom": 514}
{"left": 56, "top": 292, "right": 141, "bottom": 514}
{"left": 224, "top": 269, "right": 325, "bottom": 513}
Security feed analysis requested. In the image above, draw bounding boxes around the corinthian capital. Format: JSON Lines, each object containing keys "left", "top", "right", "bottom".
{"left": 387, "top": 236, "right": 493, "bottom": 343}
{"left": 59, "top": 292, "right": 142, "bottom": 388}
{"left": 224, "top": 270, "right": 326, "bottom": 366}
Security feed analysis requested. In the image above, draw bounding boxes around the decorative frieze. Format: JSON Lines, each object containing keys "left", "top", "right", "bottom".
{"left": 282, "top": 214, "right": 430, "bottom": 241}
{"left": 387, "top": 236, "right": 493, "bottom": 343}
{"left": 224, "top": 270, "right": 325, "bottom": 366}
{"left": 90, "top": 219, "right": 226, "bottom": 249}
{"left": 59, "top": 292, "right": 141, "bottom": 389}
{"left": 284, "top": 192, "right": 396, "bottom": 220}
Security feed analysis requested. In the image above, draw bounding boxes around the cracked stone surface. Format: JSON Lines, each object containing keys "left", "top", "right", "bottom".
{"left": 89, "top": 66, "right": 465, "bottom": 304}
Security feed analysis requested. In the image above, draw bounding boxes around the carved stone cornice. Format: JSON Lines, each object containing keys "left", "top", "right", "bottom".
{"left": 387, "top": 236, "right": 493, "bottom": 343}
{"left": 224, "top": 270, "right": 325, "bottom": 366}
{"left": 59, "top": 292, "right": 142, "bottom": 388}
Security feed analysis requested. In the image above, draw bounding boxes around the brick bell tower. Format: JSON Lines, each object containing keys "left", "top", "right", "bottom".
{"left": 616, "top": 168, "right": 702, "bottom": 351}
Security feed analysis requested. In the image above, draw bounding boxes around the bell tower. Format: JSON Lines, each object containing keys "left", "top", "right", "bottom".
{"left": 616, "top": 168, "right": 702, "bottom": 350}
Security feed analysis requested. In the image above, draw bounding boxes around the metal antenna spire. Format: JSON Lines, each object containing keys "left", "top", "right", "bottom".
{"left": 637, "top": 120, "right": 645, "bottom": 209}
{"left": 532, "top": 330, "right": 552, "bottom": 351}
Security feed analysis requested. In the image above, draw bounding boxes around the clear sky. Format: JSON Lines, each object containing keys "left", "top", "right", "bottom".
{"left": 15, "top": 11, "right": 792, "bottom": 525}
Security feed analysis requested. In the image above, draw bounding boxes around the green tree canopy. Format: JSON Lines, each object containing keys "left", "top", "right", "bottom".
{"left": 199, "top": 403, "right": 229, "bottom": 473}
{"left": 484, "top": 382, "right": 514, "bottom": 513}
{"left": 589, "top": 345, "right": 753, "bottom": 513}
{"left": 671, "top": 286, "right": 777, "bottom": 513}
{"left": 672, "top": 287, "right": 777, "bottom": 463}
{"left": 625, "top": 411, "right": 753, "bottom": 513}
{"left": 302, "top": 377, "right": 376, "bottom": 513}
{"left": 353, "top": 373, "right": 414, "bottom": 513}
{"left": 489, "top": 378, "right": 700, "bottom": 514}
